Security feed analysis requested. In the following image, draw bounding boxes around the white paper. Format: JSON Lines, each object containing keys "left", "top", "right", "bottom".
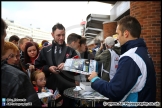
{"left": 81, "top": 91, "right": 93, "bottom": 96}
{"left": 64, "top": 59, "right": 73, "bottom": 66}
{"left": 63, "top": 58, "right": 97, "bottom": 75}
{"left": 76, "top": 86, "right": 82, "bottom": 90}
{"left": 53, "top": 89, "right": 59, "bottom": 97}
{"left": 81, "top": 91, "right": 109, "bottom": 100}
{"left": 37, "top": 92, "right": 53, "bottom": 99}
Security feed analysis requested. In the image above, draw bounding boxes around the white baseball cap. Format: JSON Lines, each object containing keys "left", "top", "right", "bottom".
{"left": 104, "top": 36, "right": 115, "bottom": 46}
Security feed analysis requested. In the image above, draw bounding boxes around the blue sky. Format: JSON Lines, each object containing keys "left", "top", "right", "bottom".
{"left": 2, "top": 2, "right": 31, "bottom": 10}
{"left": 2, "top": 1, "right": 112, "bottom": 36}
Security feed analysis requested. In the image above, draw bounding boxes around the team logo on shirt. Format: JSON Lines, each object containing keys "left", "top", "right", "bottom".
{"left": 115, "top": 57, "right": 119, "bottom": 61}
{"left": 115, "top": 65, "right": 118, "bottom": 68}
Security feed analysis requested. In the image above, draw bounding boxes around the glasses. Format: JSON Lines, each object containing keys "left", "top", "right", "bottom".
{"left": 8, "top": 53, "right": 15, "bottom": 58}
{"left": 37, "top": 78, "right": 46, "bottom": 82}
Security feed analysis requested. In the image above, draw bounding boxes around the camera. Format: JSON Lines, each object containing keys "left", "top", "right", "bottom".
{"left": 25, "top": 63, "right": 31, "bottom": 69}
{"left": 114, "top": 40, "right": 118, "bottom": 44}
{"left": 103, "top": 43, "right": 106, "bottom": 50}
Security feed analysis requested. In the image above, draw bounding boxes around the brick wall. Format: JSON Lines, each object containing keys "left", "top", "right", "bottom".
{"left": 130, "top": 1, "right": 161, "bottom": 102}
{"left": 103, "top": 22, "right": 117, "bottom": 39}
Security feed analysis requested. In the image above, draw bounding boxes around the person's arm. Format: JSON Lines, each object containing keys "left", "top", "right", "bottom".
{"left": 95, "top": 42, "right": 106, "bottom": 60}
{"left": 35, "top": 49, "right": 51, "bottom": 76}
{"left": 94, "top": 49, "right": 102, "bottom": 60}
{"left": 94, "top": 50, "right": 110, "bottom": 63}
{"left": 11, "top": 72, "right": 42, "bottom": 106}
{"left": 89, "top": 56, "right": 142, "bottom": 101}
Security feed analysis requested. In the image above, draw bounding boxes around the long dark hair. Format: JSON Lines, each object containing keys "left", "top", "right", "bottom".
{"left": 24, "top": 41, "right": 39, "bottom": 64}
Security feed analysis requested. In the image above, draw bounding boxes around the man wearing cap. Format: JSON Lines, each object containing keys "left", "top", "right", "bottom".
{"left": 94, "top": 36, "right": 121, "bottom": 82}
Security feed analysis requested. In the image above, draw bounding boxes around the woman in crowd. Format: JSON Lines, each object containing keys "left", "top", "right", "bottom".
{"left": 1, "top": 41, "right": 26, "bottom": 73}
{"left": 1, "top": 41, "right": 19, "bottom": 65}
{"left": 23, "top": 41, "right": 40, "bottom": 77}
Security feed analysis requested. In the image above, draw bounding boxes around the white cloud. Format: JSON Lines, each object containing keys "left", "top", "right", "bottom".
{"left": 2, "top": 1, "right": 112, "bottom": 37}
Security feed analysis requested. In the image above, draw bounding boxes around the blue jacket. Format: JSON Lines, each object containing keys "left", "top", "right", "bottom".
{"left": 91, "top": 38, "right": 156, "bottom": 102}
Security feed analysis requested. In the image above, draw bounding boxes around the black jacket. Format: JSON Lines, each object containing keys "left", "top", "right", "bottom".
{"left": 1, "top": 61, "right": 41, "bottom": 107}
{"left": 35, "top": 41, "right": 77, "bottom": 94}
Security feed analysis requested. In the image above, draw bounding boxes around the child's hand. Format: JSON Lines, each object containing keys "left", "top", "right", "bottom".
{"left": 55, "top": 94, "right": 61, "bottom": 100}
{"left": 75, "top": 81, "right": 80, "bottom": 86}
{"left": 41, "top": 87, "right": 46, "bottom": 92}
